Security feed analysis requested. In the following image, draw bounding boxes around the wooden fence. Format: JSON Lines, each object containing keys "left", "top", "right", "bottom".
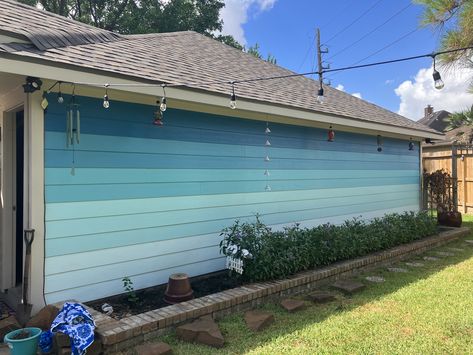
{"left": 423, "top": 144, "right": 473, "bottom": 214}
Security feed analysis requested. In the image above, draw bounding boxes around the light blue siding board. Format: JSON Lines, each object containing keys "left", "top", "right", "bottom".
{"left": 45, "top": 168, "right": 419, "bottom": 186}
{"left": 45, "top": 190, "right": 417, "bottom": 238}
{"left": 44, "top": 132, "right": 419, "bottom": 163}
{"left": 44, "top": 176, "right": 418, "bottom": 202}
{"left": 44, "top": 258, "right": 226, "bottom": 304}
{"left": 43, "top": 94, "right": 421, "bottom": 301}
{"left": 45, "top": 232, "right": 221, "bottom": 275}
{"left": 45, "top": 197, "right": 418, "bottom": 257}
{"left": 45, "top": 245, "right": 221, "bottom": 292}
{"left": 45, "top": 184, "right": 418, "bottom": 221}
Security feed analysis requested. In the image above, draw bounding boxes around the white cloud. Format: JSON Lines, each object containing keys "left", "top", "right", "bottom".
{"left": 336, "top": 84, "right": 345, "bottom": 91}
{"left": 219, "top": 0, "right": 277, "bottom": 45}
{"left": 385, "top": 79, "right": 394, "bottom": 85}
{"left": 395, "top": 65, "right": 473, "bottom": 120}
{"left": 352, "top": 92, "right": 362, "bottom": 99}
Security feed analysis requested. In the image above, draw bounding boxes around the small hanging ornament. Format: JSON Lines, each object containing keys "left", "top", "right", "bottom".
{"left": 408, "top": 138, "right": 415, "bottom": 151}
{"left": 377, "top": 135, "right": 383, "bottom": 152}
{"left": 265, "top": 140, "right": 271, "bottom": 147}
{"left": 265, "top": 184, "right": 272, "bottom": 192}
{"left": 153, "top": 100, "right": 164, "bottom": 126}
{"left": 264, "top": 156, "right": 270, "bottom": 162}
{"left": 41, "top": 91, "right": 49, "bottom": 110}
{"left": 264, "top": 169, "right": 270, "bottom": 176}
{"left": 327, "top": 125, "right": 335, "bottom": 142}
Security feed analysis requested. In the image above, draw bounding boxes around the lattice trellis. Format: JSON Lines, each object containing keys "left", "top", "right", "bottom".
{"left": 226, "top": 256, "right": 244, "bottom": 274}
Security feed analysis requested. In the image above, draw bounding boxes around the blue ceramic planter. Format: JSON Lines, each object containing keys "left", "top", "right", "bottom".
{"left": 3, "top": 327, "right": 41, "bottom": 355}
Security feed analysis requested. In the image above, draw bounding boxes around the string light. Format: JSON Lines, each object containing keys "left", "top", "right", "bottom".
{"left": 317, "top": 87, "right": 325, "bottom": 104}
{"left": 103, "top": 84, "right": 110, "bottom": 108}
{"left": 229, "top": 82, "right": 237, "bottom": 109}
{"left": 327, "top": 125, "right": 335, "bottom": 142}
{"left": 57, "top": 81, "right": 64, "bottom": 104}
{"left": 432, "top": 55, "right": 444, "bottom": 90}
{"left": 377, "top": 135, "right": 383, "bottom": 152}
{"left": 160, "top": 84, "right": 167, "bottom": 112}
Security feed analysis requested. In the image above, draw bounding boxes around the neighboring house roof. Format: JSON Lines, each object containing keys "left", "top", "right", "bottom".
{"left": 0, "top": 0, "right": 439, "bottom": 136}
{"left": 418, "top": 110, "right": 451, "bottom": 132}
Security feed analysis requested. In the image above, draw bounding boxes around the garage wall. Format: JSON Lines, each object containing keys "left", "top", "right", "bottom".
{"left": 43, "top": 94, "right": 420, "bottom": 303}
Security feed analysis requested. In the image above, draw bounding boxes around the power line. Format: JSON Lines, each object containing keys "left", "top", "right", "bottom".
{"left": 326, "top": 27, "right": 420, "bottom": 79}
{"left": 327, "top": 2, "right": 413, "bottom": 61}
{"left": 322, "top": 0, "right": 385, "bottom": 45}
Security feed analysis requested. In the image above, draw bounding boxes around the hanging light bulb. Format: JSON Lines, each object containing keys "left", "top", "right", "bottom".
{"left": 327, "top": 125, "right": 335, "bottom": 142}
{"left": 57, "top": 82, "right": 64, "bottom": 104}
{"left": 229, "top": 82, "right": 237, "bottom": 109}
{"left": 153, "top": 100, "right": 164, "bottom": 126}
{"left": 160, "top": 84, "right": 167, "bottom": 112}
{"left": 103, "top": 85, "right": 110, "bottom": 108}
{"left": 377, "top": 135, "right": 383, "bottom": 152}
{"left": 317, "top": 87, "right": 325, "bottom": 104}
{"left": 432, "top": 56, "right": 444, "bottom": 90}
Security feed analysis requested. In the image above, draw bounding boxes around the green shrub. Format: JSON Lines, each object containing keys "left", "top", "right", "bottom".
{"left": 219, "top": 211, "right": 437, "bottom": 282}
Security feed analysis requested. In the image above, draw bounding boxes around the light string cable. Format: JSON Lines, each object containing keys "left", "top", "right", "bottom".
{"left": 44, "top": 46, "right": 473, "bottom": 93}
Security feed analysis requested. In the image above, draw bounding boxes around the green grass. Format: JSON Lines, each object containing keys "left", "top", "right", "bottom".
{"left": 134, "top": 217, "right": 473, "bottom": 354}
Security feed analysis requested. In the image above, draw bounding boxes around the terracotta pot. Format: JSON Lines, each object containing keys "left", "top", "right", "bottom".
{"left": 164, "top": 273, "right": 194, "bottom": 304}
{"left": 438, "top": 211, "right": 462, "bottom": 228}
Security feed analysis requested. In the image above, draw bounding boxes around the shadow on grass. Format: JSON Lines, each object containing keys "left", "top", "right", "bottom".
{"left": 148, "top": 224, "right": 473, "bottom": 355}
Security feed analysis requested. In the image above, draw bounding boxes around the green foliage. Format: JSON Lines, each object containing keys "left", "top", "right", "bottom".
{"left": 416, "top": 0, "right": 473, "bottom": 88}
{"left": 220, "top": 212, "right": 437, "bottom": 282}
{"left": 122, "top": 276, "right": 139, "bottom": 305}
{"left": 245, "top": 43, "right": 277, "bottom": 64}
{"left": 445, "top": 105, "right": 473, "bottom": 130}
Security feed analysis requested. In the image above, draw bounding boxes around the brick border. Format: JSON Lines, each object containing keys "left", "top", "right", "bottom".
{"left": 80, "top": 227, "right": 469, "bottom": 353}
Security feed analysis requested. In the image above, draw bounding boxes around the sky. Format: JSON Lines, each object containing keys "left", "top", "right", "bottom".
{"left": 218, "top": 0, "right": 473, "bottom": 121}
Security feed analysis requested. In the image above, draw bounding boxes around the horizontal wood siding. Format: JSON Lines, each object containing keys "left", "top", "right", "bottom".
{"left": 43, "top": 95, "right": 420, "bottom": 303}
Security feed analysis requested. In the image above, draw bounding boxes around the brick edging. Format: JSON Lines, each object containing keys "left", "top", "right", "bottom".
{"left": 84, "top": 227, "right": 469, "bottom": 353}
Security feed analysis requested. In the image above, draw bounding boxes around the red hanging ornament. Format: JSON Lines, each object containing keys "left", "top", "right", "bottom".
{"left": 327, "top": 126, "right": 335, "bottom": 142}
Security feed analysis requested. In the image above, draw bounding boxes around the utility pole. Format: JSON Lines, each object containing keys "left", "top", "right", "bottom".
{"left": 316, "top": 28, "right": 329, "bottom": 102}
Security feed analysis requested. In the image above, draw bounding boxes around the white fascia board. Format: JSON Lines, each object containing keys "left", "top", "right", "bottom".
{"left": 0, "top": 55, "right": 444, "bottom": 141}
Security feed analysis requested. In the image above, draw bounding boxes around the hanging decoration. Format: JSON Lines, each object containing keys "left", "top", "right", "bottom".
{"left": 153, "top": 99, "right": 164, "bottom": 126}
{"left": 41, "top": 91, "right": 49, "bottom": 110}
{"left": 408, "top": 138, "right": 415, "bottom": 151}
{"left": 66, "top": 85, "right": 80, "bottom": 176}
{"left": 327, "top": 125, "right": 335, "bottom": 142}
{"left": 377, "top": 135, "right": 383, "bottom": 152}
{"left": 264, "top": 121, "right": 271, "bottom": 192}
{"left": 57, "top": 82, "right": 64, "bottom": 104}
{"left": 229, "top": 82, "right": 236, "bottom": 110}
{"left": 160, "top": 84, "right": 167, "bottom": 112}
{"left": 103, "top": 84, "right": 110, "bottom": 108}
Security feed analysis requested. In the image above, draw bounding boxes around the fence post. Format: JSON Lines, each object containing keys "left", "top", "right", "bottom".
{"left": 451, "top": 144, "right": 458, "bottom": 212}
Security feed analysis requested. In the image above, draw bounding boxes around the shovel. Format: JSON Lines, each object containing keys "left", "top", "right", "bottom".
{"left": 16, "top": 229, "right": 35, "bottom": 327}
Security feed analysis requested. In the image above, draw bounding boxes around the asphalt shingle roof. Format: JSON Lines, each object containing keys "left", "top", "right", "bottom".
{"left": 0, "top": 0, "right": 439, "bottom": 135}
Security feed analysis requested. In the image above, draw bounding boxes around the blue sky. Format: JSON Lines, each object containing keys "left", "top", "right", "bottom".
{"left": 219, "top": 0, "right": 473, "bottom": 120}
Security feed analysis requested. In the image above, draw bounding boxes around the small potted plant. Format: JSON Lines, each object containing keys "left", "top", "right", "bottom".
{"left": 424, "top": 169, "right": 462, "bottom": 227}
{"left": 3, "top": 327, "right": 42, "bottom": 355}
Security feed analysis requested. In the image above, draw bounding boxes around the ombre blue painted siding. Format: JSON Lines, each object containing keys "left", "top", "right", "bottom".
{"left": 43, "top": 94, "right": 420, "bottom": 303}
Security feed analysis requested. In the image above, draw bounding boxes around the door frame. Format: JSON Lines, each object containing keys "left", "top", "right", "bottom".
{"left": 1, "top": 105, "right": 24, "bottom": 291}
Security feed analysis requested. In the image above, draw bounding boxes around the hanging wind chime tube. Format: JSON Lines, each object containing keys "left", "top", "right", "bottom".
{"left": 264, "top": 121, "right": 271, "bottom": 192}
{"left": 66, "top": 85, "right": 80, "bottom": 175}
{"left": 377, "top": 135, "right": 383, "bottom": 152}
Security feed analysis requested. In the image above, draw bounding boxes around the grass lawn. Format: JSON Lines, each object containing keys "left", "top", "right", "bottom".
{"left": 135, "top": 217, "right": 473, "bottom": 354}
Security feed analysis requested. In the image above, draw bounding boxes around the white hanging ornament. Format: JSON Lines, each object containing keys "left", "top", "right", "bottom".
{"left": 265, "top": 184, "right": 272, "bottom": 192}
{"left": 264, "top": 170, "right": 270, "bottom": 176}
{"left": 265, "top": 140, "right": 271, "bottom": 146}
{"left": 264, "top": 156, "right": 270, "bottom": 162}
{"left": 265, "top": 127, "right": 271, "bottom": 134}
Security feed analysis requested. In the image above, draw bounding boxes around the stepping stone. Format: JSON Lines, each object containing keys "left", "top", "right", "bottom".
{"left": 435, "top": 251, "right": 455, "bottom": 257}
{"left": 244, "top": 310, "right": 274, "bottom": 331}
{"left": 405, "top": 262, "right": 424, "bottom": 267}
{"left": 365, "top": 276, "right": 385, "bottom": 283}
{"left": 447, "top": 247, "right": 464, "bottom": 252}
{"left": 280, "top": 299, "right": 306, "bottom": 313}
{"left": 465, "top": 240, "right": 473, "bottom": 244}
{"left": 423, "top": 256, "right": 440, "bottom": 261}
{"left": 332, "top": 280, "right": 365, "bottom": 295}
{"left": 387, "top": 267, "right": 408, "bottom": 273}
{"left": 136, "top": 342, "right": 173, "bottom": 355}
{"left": 308, "top": 291, "right": 337, "bottom": 304}
{"left": 176, "top": 315, "right": 224, "bottom": 348}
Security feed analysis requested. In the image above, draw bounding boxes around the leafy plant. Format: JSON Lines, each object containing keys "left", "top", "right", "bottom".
{"left": 423, "top": 169, "right": 455, "bottom": 213}
{"left": 220, "top": 212, "right": 437, "bottom": 282}
{"left": 122, "top": 276, "right": 139, "bottom": 305}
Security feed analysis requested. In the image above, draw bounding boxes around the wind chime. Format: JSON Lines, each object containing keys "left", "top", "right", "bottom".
{"left": 66, "top": 86, "right": 80, "bottom": 175}
{"left": 264, "top": 122, "right": 271, "bottom": 192}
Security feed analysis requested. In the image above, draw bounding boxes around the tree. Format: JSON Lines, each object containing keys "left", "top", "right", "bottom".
{"left": 417, "top": 0, "right": 473, "bottom": 86}
{"left": 246, "top": 43, "right": 277, "bottom": 64}
{"left": 446, "top": 105, "right": 473, "bottom": 130}
{"left": 16, "top": 0, "right": 243, "bottom": 49}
